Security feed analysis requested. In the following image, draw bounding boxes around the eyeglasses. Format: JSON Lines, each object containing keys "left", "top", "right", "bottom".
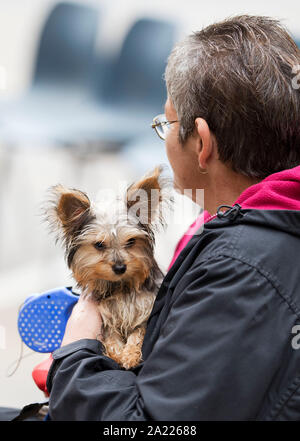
{"left": 151, "top": 114, "right": 178, "bottom": 140}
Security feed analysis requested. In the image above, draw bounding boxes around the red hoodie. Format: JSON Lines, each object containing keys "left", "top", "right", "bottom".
{"left": 168, "top": 164, "right": 300, "bottom": 269}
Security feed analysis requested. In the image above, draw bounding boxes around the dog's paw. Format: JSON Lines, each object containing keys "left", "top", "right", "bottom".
{"left": 120, "top": 350, "right": 142, "bottom": 370}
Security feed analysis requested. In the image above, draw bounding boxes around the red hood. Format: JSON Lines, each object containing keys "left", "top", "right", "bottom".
{"left": 235, "top": 164, "right": 300, "bottom": 210}
{"left": 168, "top": 165, "right": 300, "bottom": 269}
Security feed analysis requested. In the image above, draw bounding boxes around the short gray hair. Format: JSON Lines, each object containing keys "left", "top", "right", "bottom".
{"left": 165, "top": 15, "right": 300, "bottom": 179}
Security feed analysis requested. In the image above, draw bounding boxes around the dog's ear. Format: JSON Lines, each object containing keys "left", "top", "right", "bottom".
{"left": 44, "top": 185, "right": 92, "bottom": 240}
{"left": 126, "top": 165, "right": 173, "bottom": 227}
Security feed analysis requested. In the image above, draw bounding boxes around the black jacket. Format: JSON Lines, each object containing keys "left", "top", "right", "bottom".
{"left": 46, "top": 205, "right": 300, "bottom": 420}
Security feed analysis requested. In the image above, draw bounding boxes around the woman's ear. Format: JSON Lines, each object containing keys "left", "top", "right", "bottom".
{"left": 195, "top": 118, "right": 213, "bottom": 170}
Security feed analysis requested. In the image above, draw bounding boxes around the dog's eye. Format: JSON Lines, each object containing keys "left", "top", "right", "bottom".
{"left": 126, "top": 238, "right": 136, "bottom": 248}
{"left": 94, "top": 241, "right": 106, "bottom": 250}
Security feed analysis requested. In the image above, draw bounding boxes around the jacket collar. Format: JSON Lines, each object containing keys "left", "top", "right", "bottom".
{"left": 169, "top": 165, "right": 300, "bottom": 270}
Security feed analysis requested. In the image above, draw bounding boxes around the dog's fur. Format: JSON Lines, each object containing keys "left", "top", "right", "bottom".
{"left": 44, "top": 166, "right": 172, "bottom": 369}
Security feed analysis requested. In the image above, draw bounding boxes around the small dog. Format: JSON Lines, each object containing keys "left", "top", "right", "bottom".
{"left": 44, "top": 166, "right": 172, "bottom": 369}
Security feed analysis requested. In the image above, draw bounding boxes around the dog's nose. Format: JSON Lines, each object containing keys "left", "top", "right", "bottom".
{"left": 112, "top": 263, "right": 127, "bottom": 275}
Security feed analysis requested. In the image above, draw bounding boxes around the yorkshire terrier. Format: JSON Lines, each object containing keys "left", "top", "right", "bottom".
{"left": 44, "top": 166, "right": 172, "bottom": 370}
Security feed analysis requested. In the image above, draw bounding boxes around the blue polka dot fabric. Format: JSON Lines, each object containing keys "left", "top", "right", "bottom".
{"left": 18, "top": 287, "right": 79, "bottom": 353}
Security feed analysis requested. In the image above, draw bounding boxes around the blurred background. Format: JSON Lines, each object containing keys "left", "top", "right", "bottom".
{"left": 0, "top": 0, "right": 299, "bottom": 409}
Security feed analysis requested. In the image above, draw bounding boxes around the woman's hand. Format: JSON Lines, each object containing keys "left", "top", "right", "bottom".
{"left": 61, "top": 294, "right": 103, "bottom": 347}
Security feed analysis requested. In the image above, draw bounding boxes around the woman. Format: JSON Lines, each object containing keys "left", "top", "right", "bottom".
{"left": 46, "top": 15, "right": 300, "bottom": 420}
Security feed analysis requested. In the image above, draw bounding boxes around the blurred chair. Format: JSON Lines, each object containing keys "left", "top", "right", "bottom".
{"left": 53, "top": 17, "right": 177, "bottom": 147}
{"left": 33, "top": 2, "right": 97, "bottom": 90}
{"left": 99, "top": 17, "right": 175, "bottom": 111}
{"left": 0, "top": 14, "right": 176, "bottom": 152}
{"left": 0, "top": 2, "right": 100, "bottom": 144}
